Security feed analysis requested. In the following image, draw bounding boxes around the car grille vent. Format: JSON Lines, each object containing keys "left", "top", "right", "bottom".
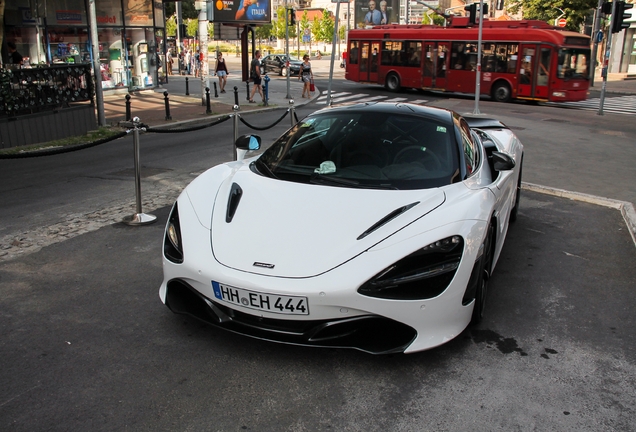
{"left": 226, "top": 183, "right": 243, "bottom": 223}
{"left": 357, "top": 202, "right": 419, "bottom": 240}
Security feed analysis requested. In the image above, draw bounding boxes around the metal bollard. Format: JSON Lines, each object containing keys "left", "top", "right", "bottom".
{"left": 205, "top": 87, "right": 212, "bottom": 114}
{"left": 233, "top": 86, "right": 239, "bottom": 107}
{"left": 245, "top": 81, "right": 250, "bottom": 101}
{"left": 163, "top": 91, "right": 172, "bottom": 120}
{"left": 289, "top": 99, "right": 296, "bottom": 128}
{"left": 125, "top": 94, "right": 132, "bottom": 121}
{"left": 213, "top": 82, "right": 218, "bottom": 98}
{"left": 121, "top": 117, "right": 157, "bottom": 226}
{"left": 263, "top": 75, "right": 270, "bottom": 107}
{"left": 185, "top": 77, "right": 189, "bottom": 96}
{"left": 232, "top": 105, "right": 240, "bottom": 161}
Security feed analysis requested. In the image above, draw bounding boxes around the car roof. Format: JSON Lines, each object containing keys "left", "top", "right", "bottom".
{"left": 312, "top": 102, "right": 455, "bottom": 124}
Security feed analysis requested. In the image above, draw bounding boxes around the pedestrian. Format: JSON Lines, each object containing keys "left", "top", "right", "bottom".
{"left": 7, "top": 42, "right": 23, "bottom": 67}
{"left": 167, "top": 50, "right": 173, "bottom": 75}
{"left": 185, "top": 49, "right": 192, "bottom": 75}
{"left": 248, "top": 50, "right": 264, "bottom": 103}
{"left": 194, "top": 49, "right": 201, "bottom": 77}
{"left": 299, "top": 54, "right": 313, "bottom": 98}
{"left": 215, "top": 52, "right": 229, "bottom": 93}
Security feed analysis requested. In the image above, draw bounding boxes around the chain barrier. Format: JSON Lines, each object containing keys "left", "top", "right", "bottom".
{"left": 143, "top": 115, "right": 232, "bottom": 134}
{"left": 0, "top": 130, "right": 128, "bottom": 159}
{"left": 238, "top": 109, "right": 290, "bottom": 131}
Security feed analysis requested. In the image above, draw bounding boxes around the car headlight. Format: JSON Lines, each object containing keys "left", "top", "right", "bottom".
{"left": 164, "top": 202, "right": 184, "bottom": 263}
{"left": 358, "top": 236, "right": 463, "bottom": 300}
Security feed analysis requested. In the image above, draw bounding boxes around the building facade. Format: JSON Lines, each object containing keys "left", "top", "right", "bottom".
{"left": 3, "top": 0, "right": 167, "bottom": 91}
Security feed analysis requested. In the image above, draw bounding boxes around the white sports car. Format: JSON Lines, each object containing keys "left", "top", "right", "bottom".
{"left": 159, "top": 103, "right": 524, "bottom": 354}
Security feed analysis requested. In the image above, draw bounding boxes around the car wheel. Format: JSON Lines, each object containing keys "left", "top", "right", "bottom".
{"left": 510, "top": 156, "right": 523, "bottom": 222}
{"left": 385, "top": 73, "right": 401, "bottom": 92}
{"left": 491, "top": 81, "right": 512, "bottom": 103}
{"left": 471, "top": 222, "right": 494, "bottom": 324}
{"left": 281, "top": 67, "right": 288, "bottom": 77}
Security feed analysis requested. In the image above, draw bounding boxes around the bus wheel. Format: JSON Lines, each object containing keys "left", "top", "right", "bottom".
{"left": 492, "top": 82, "right": 511, "bottom": 103}
{"left": 385, "top": 73, "right": 401, "bottom": 92}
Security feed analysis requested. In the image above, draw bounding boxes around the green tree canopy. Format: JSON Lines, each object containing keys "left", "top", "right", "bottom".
{"left": 507, "top": 0, "right": 597, "bottom": 30}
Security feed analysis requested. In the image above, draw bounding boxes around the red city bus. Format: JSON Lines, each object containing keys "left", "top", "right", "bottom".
{"left": 345, "top": 18, "right": 591, "bottom": 103}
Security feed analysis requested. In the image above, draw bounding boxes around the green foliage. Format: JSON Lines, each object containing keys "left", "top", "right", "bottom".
{"left": 255, "top": 24, "right": 273, "bottom": 41}
{"left": 506, "top": 0, "right": 597, "bottom": 30}
{"left": 165, "top": 0, "right": 199, "bottom": 19}
{"left": 166, "top": 15, "right": 177, "bottom": 37}
{"left": 186, "top": 18, "right": 199, "bottom": 38}
{"left": 272, "top": 6, "right": 297, "bottom": 39}
{"left": 319, "top": 10, "right": 335, "bottom": 43}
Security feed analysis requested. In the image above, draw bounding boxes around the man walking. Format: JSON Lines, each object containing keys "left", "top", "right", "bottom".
{"left": 248, "top": 50, "right": 264, "bottom": 103}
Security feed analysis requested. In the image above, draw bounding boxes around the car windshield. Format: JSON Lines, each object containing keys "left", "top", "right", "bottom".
{"left": 254, "top": 110, "right": 461, "bottom": 190}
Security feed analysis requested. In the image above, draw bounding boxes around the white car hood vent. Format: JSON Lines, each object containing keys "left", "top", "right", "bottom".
{"left": 210, "top": 169, "right": 445, "bottom": 278}
{"left": 357, "top": 202, "right": 419, "bottom": 240}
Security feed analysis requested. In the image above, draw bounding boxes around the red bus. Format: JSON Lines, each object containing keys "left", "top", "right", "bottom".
{"left": 345, "top": 18, "right": 591, "bottom": 103}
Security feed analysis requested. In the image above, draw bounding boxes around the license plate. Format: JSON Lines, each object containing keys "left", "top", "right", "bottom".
{"left": 211, "top": 281, "right": 309, "bottom": 315}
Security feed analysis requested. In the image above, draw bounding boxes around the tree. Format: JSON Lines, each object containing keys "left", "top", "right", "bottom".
{"left": 506, "top": 0, "right": 597, "bottom": 30}
{"left": 165, "top": 0, "right": 199, "bottom": 19}
{"left": 166, "top": 15, "right": 177, "bottom": 37}
{"left": 319, "top": 10, "right": 335, "bottom": 44}
{"left": 273, "top": 6, "right": 297, "bottom": 40}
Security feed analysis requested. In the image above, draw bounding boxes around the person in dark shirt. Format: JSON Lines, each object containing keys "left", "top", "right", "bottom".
{"left": 7, "top": 42, "right": 23, "bottom": 66}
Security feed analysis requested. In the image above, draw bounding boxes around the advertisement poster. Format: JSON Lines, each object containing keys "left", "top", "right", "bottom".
{"left": 355, "top": 0, "right": 398, "bottom": 28}
{"left": 213, "top": 0, "right": 271, "bottom": 24}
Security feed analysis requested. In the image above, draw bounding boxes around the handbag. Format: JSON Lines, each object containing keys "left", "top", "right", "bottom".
{"left": 309, "top": 78, "right": 315, "bottom": 93}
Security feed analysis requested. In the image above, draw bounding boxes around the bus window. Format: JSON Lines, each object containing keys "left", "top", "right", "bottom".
{"left": 381, "top": 41, "right": 404, "bottom": 66}
{"left": 360, "top": 43, "right": 369, "bottom": 72}
{"left": 349, "top": 41, "right": 359, "bottom": 65}
{"left": 406, "top": 41, "right": 422, "bottom": 67}
{"left": 450, "top": 42, "right": 466, "bottom": 70}
{"left": 537, "top": 48, "right": 550, "bottom": 86}
{"left": 558, "top": 48, "right": 589, "bottom": 79}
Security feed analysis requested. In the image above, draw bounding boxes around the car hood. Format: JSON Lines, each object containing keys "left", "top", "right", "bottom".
{"left": 198, "top": 166, "right": 445, "bottom": 278}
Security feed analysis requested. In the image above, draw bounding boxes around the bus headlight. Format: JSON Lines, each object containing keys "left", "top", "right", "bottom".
{"left": 552, "top": 91, "right": 566, "bottom": 98}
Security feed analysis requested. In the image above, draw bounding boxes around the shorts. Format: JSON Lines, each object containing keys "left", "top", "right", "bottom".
{"left": 302, "top": 74, "right": 311, "bottom": 83}
{"left": 252, "top": 76, "right": 262, "bottom": 85}
{"left": 217, "top": 71, "right": 227, "bottom": 77}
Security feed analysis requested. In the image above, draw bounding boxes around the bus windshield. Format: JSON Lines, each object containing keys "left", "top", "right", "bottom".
{"left": 558, "top": 48, "right": 590, "bottom": 80}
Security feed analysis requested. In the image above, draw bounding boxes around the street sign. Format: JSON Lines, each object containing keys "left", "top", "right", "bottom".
{"left": 557, "top": 18, "right": 567, "bottom": 27}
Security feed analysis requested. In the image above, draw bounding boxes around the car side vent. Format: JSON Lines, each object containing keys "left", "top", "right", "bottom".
{"left": 357, "top": 202, "right": 419, "bottom": 240}
{"left": 226, "top": 183, "right": 243, "bottom": 223}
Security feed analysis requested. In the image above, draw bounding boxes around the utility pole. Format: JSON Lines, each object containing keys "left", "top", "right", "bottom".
{"left": 88, "top": 0, "right": 106, "bottom": 126}
{"left": 590, "top": 0, "right": 604, "bottom": 87}
{"left": 176, "top": 2, "right": 184, "bottom": 73}
{"left": 285, "top": 1, "right": 291, "bottom": 99}
{"left": 473, "top": 0, "right": 485, "bottom": 115}
{"left": 196, "top": 1, "right": 210, "bottom": 106}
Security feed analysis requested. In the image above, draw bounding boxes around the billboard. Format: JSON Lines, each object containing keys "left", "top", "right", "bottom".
{"left": 354, "top": 0, "right": 398, "bottom": 29}
{"left": 212, "top": 0, "right": 271, "bottom": 24}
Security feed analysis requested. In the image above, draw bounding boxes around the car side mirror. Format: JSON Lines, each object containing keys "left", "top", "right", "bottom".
{"left": 492, "top": 151, "right": 515, "bottom": 171}
{"left": 235, "top": 134, "right": 261, "bottom": 151}
{"left": 235, "top": 134, "right": 261, "bottom": 162}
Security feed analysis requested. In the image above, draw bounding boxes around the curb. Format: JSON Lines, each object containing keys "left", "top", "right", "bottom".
{"left": 522, "top": 182, "right": 636, "bottom": 247}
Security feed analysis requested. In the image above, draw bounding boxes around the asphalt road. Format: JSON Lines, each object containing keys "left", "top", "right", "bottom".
{"left": 1, "top": 87, "right": 635, "bottom": 430}
{"left": 1, "top": 190, "right": 634, "bottom": 431}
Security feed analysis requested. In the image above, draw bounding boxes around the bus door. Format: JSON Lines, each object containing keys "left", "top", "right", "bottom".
{"left": 517, "top": 44, "right": 550, "bottom": 100}
{"left": 359, "top": 41, "right": 380, "bottom": 83}
{"left": 422, "top": 42, "right": 449, "bottom": 89}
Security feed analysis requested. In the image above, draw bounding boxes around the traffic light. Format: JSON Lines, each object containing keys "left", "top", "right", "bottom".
{"left": 602, "top": 1, "right": 613, "bottom": 14}
{"left": 288, "top": 8, "right": 296, "bottom": 26}
{"left": 611, "top": 1, "right": 633, "bottom": 33}
{"left": 179, "top": 23, "right": 187, "bottom": 38}
{"left": 465, "top": 3, "right": 488, "bottom": 24}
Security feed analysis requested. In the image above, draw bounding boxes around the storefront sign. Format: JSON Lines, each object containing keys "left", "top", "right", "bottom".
{"left": 97, "top": 15, "right": 119, "bottom": 24}
{"left": 56, "top": 10, "right": 83, "bottom": 24}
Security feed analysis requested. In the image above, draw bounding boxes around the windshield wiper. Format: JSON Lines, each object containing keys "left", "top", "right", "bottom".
{"left": 310, "top": 173, "right": 397, "bottom": 190}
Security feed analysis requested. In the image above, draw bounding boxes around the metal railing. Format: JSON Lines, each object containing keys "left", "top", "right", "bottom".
{"left": 0, "top": 64, "right": 94, "bottom": 118}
